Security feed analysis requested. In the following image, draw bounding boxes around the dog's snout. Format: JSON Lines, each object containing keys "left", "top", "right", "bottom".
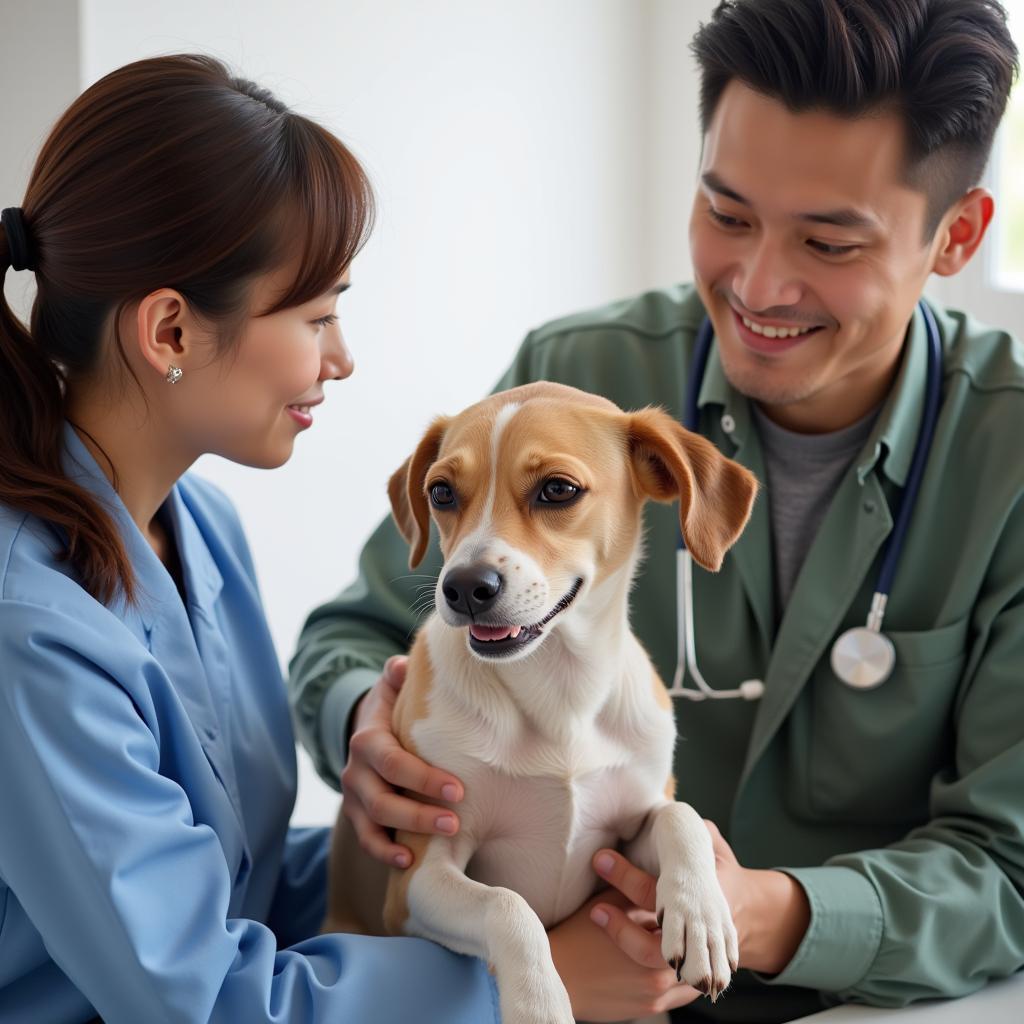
{"left": 442, "top": 566, "right": 503, "bottom": 617}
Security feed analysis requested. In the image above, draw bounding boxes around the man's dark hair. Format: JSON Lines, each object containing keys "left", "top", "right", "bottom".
{"left": 691, "top": 0, "right": 1019, "bottom": 236}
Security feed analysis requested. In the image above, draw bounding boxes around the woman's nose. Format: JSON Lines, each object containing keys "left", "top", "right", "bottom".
{"left": 320, "top": 327, "right": 354, "bottom": 381}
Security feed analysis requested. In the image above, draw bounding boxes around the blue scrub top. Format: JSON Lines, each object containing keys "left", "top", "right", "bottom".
{"left": 0, "top": 426, "right": 499, "bottom": 1024}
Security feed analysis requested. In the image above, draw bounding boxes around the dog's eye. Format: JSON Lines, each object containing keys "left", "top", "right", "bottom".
{"left": 538, "top": 478, "right": 579, "bottom": 504}
{"left": 430, "top": 482, "right": 456, "bottom": 508}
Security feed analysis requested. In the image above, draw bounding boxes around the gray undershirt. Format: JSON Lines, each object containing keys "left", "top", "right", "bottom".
{"left": 751, "top": 402, "right": 881, "bottom": 618}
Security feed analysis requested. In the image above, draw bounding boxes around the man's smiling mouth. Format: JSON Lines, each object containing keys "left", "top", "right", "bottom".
{"left": 466, "top": 578, "right": 584, "bottom": 658}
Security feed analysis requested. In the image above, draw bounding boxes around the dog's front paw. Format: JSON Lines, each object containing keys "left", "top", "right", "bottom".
{"left": 656, "top": 872, "right": 738, "bottom": 1002}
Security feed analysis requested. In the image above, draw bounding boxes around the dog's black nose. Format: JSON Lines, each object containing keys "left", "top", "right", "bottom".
{"left": 442, "top": 566, "right": 503, "bottom": 617}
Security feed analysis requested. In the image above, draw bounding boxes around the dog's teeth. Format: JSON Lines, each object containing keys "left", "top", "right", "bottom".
{"left": 510, "top": 626, "right": 521, "bottom": 638}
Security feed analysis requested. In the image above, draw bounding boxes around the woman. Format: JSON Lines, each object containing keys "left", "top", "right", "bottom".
{"left": 0, "top": 54, "right": 499, "bottom": 1023}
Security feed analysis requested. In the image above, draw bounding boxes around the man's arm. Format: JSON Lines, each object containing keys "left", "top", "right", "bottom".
{"left": 761, "top": 498, "right": 1024, "bottom": 1004}
{"left": 288, "top": 513, "right": 441, "bottom": 787}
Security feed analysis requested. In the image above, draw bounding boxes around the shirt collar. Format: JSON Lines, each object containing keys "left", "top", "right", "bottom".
{"left": 695, "top": 301, "right": 932, "bottom": 487}
{"left": 59, "top": 423, "right": 223, "bottom": 628}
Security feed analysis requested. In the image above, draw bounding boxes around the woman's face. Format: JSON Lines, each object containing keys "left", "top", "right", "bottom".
{"left": 171, "top": 262, "right": 353, "bottom": 468}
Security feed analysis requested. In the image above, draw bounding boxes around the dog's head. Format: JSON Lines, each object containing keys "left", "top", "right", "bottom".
{"left": 389, "top": 382, "right": 757, "bottom": 662}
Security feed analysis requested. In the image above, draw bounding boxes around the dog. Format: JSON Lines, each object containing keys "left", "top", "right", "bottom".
{"left": 324, "top": 381, "right": 758, "bottom": 1024}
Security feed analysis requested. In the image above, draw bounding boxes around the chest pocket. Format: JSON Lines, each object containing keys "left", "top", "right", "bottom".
{"left": 805, "top": 615, "right": 970, "bottom": 823}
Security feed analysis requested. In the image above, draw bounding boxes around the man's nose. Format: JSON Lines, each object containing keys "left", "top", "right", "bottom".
{"left": 442, "top": 565, "right": 503, "bottom": 617}
{"left": 733, "top": 239, "right": 802, "bottom": 313}
{"left": 320, "top": 328, "right": 354, "bottom": 381}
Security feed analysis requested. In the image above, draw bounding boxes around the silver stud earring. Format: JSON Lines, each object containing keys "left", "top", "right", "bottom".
{"left": 165, "top": 365, "right": 183, "bottom": 384}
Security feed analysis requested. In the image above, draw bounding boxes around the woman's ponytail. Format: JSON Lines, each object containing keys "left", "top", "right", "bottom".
{"left": 0, "top": 213, "right": 135, "bottom": 605}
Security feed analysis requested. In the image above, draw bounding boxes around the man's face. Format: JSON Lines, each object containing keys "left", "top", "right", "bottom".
{"left": 689, "top": 81, "right": 945, "bottom": 432}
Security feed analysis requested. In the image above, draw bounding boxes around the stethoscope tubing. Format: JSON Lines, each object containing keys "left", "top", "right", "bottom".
{"left": 673, "top": 299, "right": 943, "bottom": 698}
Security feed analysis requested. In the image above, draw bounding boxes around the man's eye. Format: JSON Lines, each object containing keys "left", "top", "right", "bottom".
{"left": 538, "top": 478, "right": 580, "bottom": 504}
{"left": 807, "top": 240, "right": 857, "bottom": 256}
{"left": 430, "top": 483, "right": 455, "bottom": 507}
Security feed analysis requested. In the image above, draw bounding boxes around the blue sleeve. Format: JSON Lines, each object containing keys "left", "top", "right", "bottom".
{"left": 0, "top": 603, "right": 500, "bottom": 1024}
{"left": 266, "top": 827, "right": 331, "bottom": 949}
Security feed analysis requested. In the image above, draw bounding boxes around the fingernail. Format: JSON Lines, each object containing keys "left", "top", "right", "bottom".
{"left": 394, "top": 852, "right": 410, "bottom": 868}
{"left": 595, "top": 853, "right": 615, "bottom": 876}
{"left": 441, "top": 784, "right": 460, "bottom": 802}
{"left": 591, "top": 907, "right": 609, "bottom": 927}
{"left": 435, "top": 814, "right": 457, "bottom": 834}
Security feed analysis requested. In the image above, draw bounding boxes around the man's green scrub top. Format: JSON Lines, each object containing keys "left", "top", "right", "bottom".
{"left": 290, "top": 284, "right": 1024, "bottom": 1022}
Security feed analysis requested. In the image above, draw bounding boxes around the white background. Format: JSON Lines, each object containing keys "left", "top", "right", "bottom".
{"left": 2, "top": 0, "right": 1021, "bottom": 826}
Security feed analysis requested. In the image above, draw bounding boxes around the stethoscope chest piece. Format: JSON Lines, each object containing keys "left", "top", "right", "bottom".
{"left": 830, "top": 626, "right": 895, "bottom": 690}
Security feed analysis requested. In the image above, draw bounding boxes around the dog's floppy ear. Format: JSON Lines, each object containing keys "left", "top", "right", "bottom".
{"left": 387, "top": 416, "right": 450, "bottom": 569}
{"left": 628, "top": 407, "right": 758, "bottom": 571}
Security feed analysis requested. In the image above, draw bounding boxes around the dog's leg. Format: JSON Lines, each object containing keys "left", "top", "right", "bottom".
{"left": 399, "top": 834, "right": 575, "bottom": 1024}
{"left": 322, "top": 802, "right": 391, "bottom": 935}
{"left": 625, "top": 801, "right": 737, "bottom": 1001}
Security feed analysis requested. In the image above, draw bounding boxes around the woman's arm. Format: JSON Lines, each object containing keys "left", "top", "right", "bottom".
{"left": 0, "top": 601, "right": 499, "bottom": 1024}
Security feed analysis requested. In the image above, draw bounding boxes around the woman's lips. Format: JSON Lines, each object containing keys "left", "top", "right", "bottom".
{"left": 730, "top": 307, "right": 822, "bottom": 355}
{"left": 286, "top": 405, "right": 314, "bottom": 429}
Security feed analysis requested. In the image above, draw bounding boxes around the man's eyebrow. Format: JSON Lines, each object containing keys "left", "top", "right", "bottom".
{"left": 701, "top": 171, "right": 878, "bottom": 230}
{"left": 799, "top": 208, "right": 878, "bottom": 230}
{"left": 701, "top": 171, "right": 748, "bottom": 205}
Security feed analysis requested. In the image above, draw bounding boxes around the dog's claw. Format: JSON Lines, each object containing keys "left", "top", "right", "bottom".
{"left": 656, "top": 908, "right": 664, "bottom": 929}
{"left": 669, "top": 956, "right": 682, "bottom": 982}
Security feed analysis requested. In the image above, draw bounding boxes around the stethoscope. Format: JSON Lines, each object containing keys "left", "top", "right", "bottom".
{"left": 669, "top": 299, "right": 943, "bottom": 701}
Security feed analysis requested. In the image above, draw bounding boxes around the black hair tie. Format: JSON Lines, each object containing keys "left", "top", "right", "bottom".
{"left": 1, "top": 207, "right": 36, "bottom": 272}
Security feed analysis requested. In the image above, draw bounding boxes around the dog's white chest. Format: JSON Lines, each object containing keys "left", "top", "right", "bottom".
{"left": 413, "top": 710, "right": 674, "bottom": 928}
{"left": 466, "top": 764, "right": 654, "bottom": 926}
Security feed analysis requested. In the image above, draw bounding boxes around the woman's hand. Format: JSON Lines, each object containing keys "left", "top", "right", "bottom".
{"left": 340, "top": 655, "right": 465, "bottom": 868}
{"left": 548, "top": 853, "right": 702, "bottom": 1022}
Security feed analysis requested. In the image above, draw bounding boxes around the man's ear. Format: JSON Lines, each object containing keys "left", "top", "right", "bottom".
{"left": 387, "top": 416, "right": 450, "bottom": 569}
{"left": 133, "top": 288, "right": 191, "bottom": 380}
{"left": 931, "top": 187, "right": 994, "bottom": 277}
{"left": 628, "top": 407, "right": 758, "bottom": 571}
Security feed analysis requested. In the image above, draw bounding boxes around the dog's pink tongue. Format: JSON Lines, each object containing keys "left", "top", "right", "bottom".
{"left": 470, "top": 624, "right": 512, "bottom": 641}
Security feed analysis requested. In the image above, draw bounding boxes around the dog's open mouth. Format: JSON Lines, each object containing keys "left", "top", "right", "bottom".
{"left": 467, "top": 578, "right": 583, "bottom": 658}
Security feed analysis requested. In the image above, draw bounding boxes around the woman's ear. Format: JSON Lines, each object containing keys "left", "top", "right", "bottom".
{"left": 628, "top": 406, "right": 757, "bottom": 571}
{"left": 387, "top": 416, "right": 450, "bottom": 568}
{"left": 931, "top": 187, "right": 994, "bottom": 277}
{"left": 133, "top": 288, "right": 190, "bottom": 381}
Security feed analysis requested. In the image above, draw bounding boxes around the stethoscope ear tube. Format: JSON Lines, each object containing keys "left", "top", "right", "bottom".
{"left": 672, "top": 300, "right": 942, "bottom": 699}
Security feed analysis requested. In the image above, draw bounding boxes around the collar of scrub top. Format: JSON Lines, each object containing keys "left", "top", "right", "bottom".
{"left": 59, "top": 422, "right": 225, "bottom": 633}
{"left": 674, "top": 299, "right": 943, "bottom": 697}
{"left": 59, "top": 422, "right": 246, "bottom": 800}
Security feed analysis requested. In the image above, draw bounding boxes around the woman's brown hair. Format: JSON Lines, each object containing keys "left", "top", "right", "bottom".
{"left": 0, "top": 53, "right": 374, "bottom": 606}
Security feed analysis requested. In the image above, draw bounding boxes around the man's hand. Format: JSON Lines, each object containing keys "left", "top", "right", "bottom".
{"left": 340, "top": 656, "right": 465, "bottom": 868}
{"left": 548, "top": 855, "right": 701, "bottom": 1021}
{"left": 591, "top": 821, "right": 810, "bottom": 977}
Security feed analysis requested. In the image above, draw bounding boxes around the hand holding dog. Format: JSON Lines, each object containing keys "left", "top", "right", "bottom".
{"left": 549, "top": 871, "right": 702, "bottom": 1020}
{"left": 341, "top": 655, "right": 465, "bottom": 867}
{"left": 589, "top": 823, "right": 811, "bottom": 977}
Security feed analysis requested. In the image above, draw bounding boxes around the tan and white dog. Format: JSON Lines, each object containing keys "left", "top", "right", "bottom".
{"left": 325, "top": 382, "right": 757, "bottom": 1024}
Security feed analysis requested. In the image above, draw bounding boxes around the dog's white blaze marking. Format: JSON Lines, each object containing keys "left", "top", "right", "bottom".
{"left": 454, "top": 401, "right": 520, "bottom": 561}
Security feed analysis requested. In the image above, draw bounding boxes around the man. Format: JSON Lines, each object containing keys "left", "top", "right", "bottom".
{"left": 290, "top": 1, "right": 1023, "bottom": 1020}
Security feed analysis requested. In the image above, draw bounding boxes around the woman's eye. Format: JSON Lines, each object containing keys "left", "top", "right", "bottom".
{"left": 708, "top": 207, "right": 745, "bottom": 228}
{"left": 430, "top": 483, "right": 455, "bottom": 507}
{"left": 538, "top": 478, "right": 580, "bottom": 504}
{"left": 313, "top": 313, "right": 339, "bottom": 328}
